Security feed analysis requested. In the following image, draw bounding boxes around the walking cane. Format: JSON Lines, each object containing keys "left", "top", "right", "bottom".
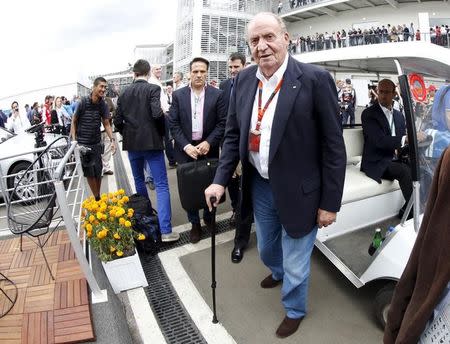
{"left": 209, "top": 196, "right": 219, "bottom": 324}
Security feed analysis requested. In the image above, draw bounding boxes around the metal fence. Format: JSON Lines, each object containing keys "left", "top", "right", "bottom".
{"left": 290, "top": 32, "right": 450, "bottom": 54}
{"left": 0, "top": 139, "right": 107, "bottom": 303}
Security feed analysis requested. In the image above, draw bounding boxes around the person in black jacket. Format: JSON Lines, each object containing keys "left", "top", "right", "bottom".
{"left": 114, "top": 59, "right": 179, "bottom": 243}
{"left": 169, "top": 57, "right": 227, "bottom": 243}
{"left": 361, "top": 79, "right": 415, "bottom": 218}
{"left": 219, "top": 52, "right": 253, "bottom": 263}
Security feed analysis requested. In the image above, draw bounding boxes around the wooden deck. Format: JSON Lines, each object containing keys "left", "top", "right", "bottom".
{"left": 0, "top": 230, "right": 95, "bottom": 343}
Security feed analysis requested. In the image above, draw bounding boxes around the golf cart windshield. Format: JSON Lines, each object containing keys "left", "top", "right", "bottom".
{"left": 411, "top": 81, "right": 450, "bottom": 210}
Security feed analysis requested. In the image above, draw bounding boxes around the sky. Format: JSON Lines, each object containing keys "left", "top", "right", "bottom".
{"left": 0, "top": 0, "right": 177, "bottom": 99}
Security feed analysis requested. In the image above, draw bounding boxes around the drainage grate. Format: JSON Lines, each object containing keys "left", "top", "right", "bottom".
{"left": 141, "top": 254, "right": 207, "bottom": 344}
{"left": 113, "top": 146, "right": 235, "bottom": 343}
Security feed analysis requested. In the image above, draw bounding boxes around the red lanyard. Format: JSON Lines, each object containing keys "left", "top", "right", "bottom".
{"left": 254, "top": 78, "right": 284, "bottom": 132}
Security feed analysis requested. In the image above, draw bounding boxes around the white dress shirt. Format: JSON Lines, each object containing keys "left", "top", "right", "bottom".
{"left": 5, "top": 112, "right": 31, "bottom": 134}
{"left": 249, "top": 54, "right": 289, "bottom": 179}
{"left": 380, "top": 104, "right": 407, "bottom": 146}
{"left": 149, "top": 76, "right": 170, "bottom": 113}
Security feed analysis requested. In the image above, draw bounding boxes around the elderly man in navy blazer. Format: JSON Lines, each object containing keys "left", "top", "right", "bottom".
{"left": 205, "top": 12, "right": 346, "bottom": 338}
{"left": 361, "top": 79, "right": 414, "bottom": 218}
{"left": 169, "top": 57, "right": 227, "bottom": 243}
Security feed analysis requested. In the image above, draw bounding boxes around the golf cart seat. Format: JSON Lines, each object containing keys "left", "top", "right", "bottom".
{"left": 342, "top": 127, "right": 400, "bottom": 205}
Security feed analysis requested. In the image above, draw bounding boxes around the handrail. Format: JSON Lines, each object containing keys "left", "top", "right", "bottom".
{"left": 54, "top": 140, "right": 77, "bottom": 180}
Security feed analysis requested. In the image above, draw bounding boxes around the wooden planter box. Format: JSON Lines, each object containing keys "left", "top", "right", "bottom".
{"left": 102, "top": 250, "right": 148, "bottom": 294}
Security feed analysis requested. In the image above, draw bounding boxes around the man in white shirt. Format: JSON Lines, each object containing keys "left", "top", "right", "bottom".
{"left": 361, "top": 79, "right": 420, "bottom": 219}
{"left": 6, "top": 101, "right": 31, "bottom": 134}
{"left": 205, "top": 12, "right": 346, "bottom": 338}
{"left": 169, "top": 57, "right": 227, "bottom": 243}
{"left": 149, "top": 64, "right": 176, "bottom": 168}
{"left": 172, "top": 71, "right": 185, "bottom": 91}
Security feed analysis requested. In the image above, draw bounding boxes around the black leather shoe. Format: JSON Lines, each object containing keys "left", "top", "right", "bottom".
{"left": 231, "top": 246, "right": 244, "bottom": 263}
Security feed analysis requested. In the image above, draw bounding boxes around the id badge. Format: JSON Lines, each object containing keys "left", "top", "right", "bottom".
{"left": 249, "top": 130, "right": 261, "bottom": 152}
{"left": 192, "top": 115, "right": 201, "bottom": 132}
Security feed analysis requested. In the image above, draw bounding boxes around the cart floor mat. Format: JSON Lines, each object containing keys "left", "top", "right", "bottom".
{"left": 323, "top": 217, "right": 399, "bottom": 278}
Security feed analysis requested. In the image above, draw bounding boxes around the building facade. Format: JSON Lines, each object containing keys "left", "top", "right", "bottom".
{"left": 173, "top": 0, "right": 271, "bottom": 83}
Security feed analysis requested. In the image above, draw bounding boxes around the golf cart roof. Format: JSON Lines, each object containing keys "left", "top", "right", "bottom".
{"left": 295, "top": 42, "right": 450, "bottom": 80}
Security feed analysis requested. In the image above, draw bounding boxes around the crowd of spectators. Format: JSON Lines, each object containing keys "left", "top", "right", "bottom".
{"left": 289, "top": 23, "right": 450, "bottom": 54}
{"left": 0, "top": 95, "right": 80, "bottom": 134}
{"left": 276, "top": 0, "right": 323, "bottom": 13}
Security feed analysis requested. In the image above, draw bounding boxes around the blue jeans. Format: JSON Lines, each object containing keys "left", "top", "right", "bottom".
{"left": 128, "top": 150, "right": 172, "bottom": 234}
{"left": 251, "top": 173, "right": 318, "bottom": 319}
{"left": 144, "top": 163, "right": 153, "bottom": 183}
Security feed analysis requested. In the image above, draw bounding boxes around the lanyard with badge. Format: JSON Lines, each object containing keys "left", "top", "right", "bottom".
{"left": 193, "top": 92, "right": 202, "bottom": 132}
{"left": 249, "top": 79, "right": 284, "bottom": 152}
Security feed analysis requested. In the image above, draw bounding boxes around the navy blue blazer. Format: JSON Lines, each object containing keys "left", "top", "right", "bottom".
{"left": 361, "top": 103, "right": 406, "bottom": 183}
{"left": 168, "top": 85, "right": 227, "bottom": 164}
{"left": 213, "top": 56, "right": 346, "bottom": 238}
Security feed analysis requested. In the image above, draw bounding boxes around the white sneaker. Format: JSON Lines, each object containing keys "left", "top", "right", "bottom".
{"left": 161, "top": 232, "right": 180, "bottom": 242}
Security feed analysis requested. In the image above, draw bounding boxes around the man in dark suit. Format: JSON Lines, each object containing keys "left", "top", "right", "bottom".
{"left": 114, "top": 59, "right": 179, "bottom": 243}
{"left": 360, "top": 79, "right": 413, "bottom": 218}
{"left": 169, "top": 57, "right": 227, "bottom": 243}
{"left": 220, "top": 52, "right": 253, "bottom": 264}
{"left": 205, "top": 13, "right": 346, "bottom": 338}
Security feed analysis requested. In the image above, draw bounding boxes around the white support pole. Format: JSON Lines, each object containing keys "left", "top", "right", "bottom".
{"left": 54, "top": 181, "right": 108, "bottom": 303}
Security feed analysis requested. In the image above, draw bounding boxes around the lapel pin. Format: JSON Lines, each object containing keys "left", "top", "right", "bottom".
{"left": 293, "top": 85, "right": 297, "bottom": 89}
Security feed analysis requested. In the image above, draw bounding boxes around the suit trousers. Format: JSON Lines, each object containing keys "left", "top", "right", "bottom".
{"left": 382, "top": 161, "right": 413, "bottom": 206}
{"left": 251, "top": 172, "right": 318, "bottom": 319}
{"left": 229, "top": 175, "right": 252, "bottom": 249}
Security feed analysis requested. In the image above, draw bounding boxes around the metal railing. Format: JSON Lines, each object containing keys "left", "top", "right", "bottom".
{"left": 290, "top": 32, "right": 450, "bottom": 54}
{"left": 0, "top": 139, "right": 108, "bottom": 303}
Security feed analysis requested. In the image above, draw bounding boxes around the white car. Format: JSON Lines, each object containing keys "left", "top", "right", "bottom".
{"left": 0, "top": 126, "right": 65, "bottom": 201}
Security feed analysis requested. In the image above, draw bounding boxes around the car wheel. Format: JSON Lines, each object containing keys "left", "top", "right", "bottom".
{"left": 374, "top": 282, "right": 396, "bottom": 329}
{"left": 7, "top": 162, "right": 36, "bottom": 201}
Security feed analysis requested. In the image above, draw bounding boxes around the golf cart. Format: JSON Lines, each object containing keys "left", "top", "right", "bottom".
{"left": 299, "top": 49, "right": 450, "bottom": 328}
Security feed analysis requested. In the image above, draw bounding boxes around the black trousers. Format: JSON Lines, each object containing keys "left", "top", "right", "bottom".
{"left": 164, "top": 117, "right": 176, "bottom": 165}
{"left": 228, "top": 175, "right": 253, "bottom": 249}
{"left": 382, "top": 161, "right": 413, "bottom": 207}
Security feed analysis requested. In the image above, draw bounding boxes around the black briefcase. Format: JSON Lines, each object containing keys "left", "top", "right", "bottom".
{"left": 176, "top": 158, "right": 225, "bottom": 212}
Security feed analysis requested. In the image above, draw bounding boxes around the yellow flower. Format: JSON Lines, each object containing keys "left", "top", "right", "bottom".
{"left": 122, "top": 196, "right": 129, "bottom": 203}
{"left": 108, "top": 192, "right": 114, "bottom": 199}
{"left": 124, "top": 220, "right": 132, "bottom": 228}
{"left": 118, "top": 189, "right": 125, "bottom": 195}
{"left": 119, "top": 218, "right": 126, "bottom": 225}
{"left": 96, "top": 212, "right": 104, "bottom": 220}
{"left": 112, "top": 197, "right": 118, "bottom": 203}
{"left": 137, "top": 233, "right": 146, "bottom": 241}
{"left": 86, "top": 230, "right": 92, "bottom": 238}
{"left": 91, "top": 202, "right": 98, "bottom": 211}
{"left": 89, "top": 215, "right": 95, "bottom": 223}
{"left": 113, "top": 233, "right": 121, "bottom": 240}
{"left": 127, "top": 209, "right": 134, "bottom": 217}
{"left": 110, "top": 246, "right": 116, "bottom": 252}
{"left": 109, "top": 216, "right": 115, "bottom": 222}
{"left": 109, "top": 209, "right": 116, "bottom": 217}
{"left": 96, "top": 228, "right": 108, "bottom": 239}
{"left": 86, "top": 223, "right": 93, "bottom": 232}
{"left": 116, "top": 250, "right": 124, "bottom": 257}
